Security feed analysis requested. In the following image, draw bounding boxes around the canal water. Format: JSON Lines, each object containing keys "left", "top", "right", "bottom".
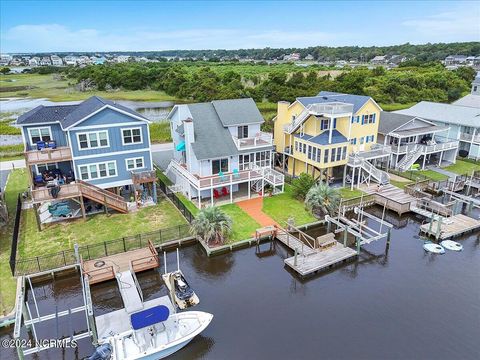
{"left": 1, "top": 209, "right": 479, "bottom": 359}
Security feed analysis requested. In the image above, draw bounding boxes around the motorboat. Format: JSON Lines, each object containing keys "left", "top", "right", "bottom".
{"left": 440, "top": 240, "right": 463, "bottom": 251}
{"left": 423, "top": 242, "right": 445, "bottom": 254}
{"left": 162, "top": 271, "right": 200, "bottom": 309}
{"left": 96, "top": 305, "right": 212, "bottom": 360}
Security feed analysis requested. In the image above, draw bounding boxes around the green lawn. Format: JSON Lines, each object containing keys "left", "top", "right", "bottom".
{"left": 149, "top": 122, "right": 172, "bottom": 143}
{"left": 379, "top": 102, "right": 416, "bottom": 111}
{"left": 263, "top": 185, "right": 316, "bottom": 226}
{"left": 0, "top": 144, "right": 23, "bottom": 161}
{"left": 17, "top": 195, "right": 187, "bottom": 258}
{"left": 338, "top": 187, "right": 364, "bottom": 199}
{"left": 0, "top": 169, "right": 29, "bottom": 313}
{"left": 220, "top": 204, "right": 261, "bottom": 243}
{"left": 416, "top": 169, "right": 448, "bottom": 181}
{"left": 0, "top": 73, "right": 178, "bottom": 102}
{"left": 177, "top": 193, "right": 200, "bottom": 216}
{"left": 0, "top": 119, "right": 21, "bottom": 135}
{"left": 390, "top": 180, "right": 413, "bottom": 189}
{"left": 444, "top": 160, "right": 480, "bottom": 176}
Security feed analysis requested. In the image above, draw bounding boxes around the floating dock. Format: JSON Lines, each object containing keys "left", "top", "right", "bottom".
{"left": 82, "top": 241, "right": 160, "bottom": 284}
{"left": 420, "top": 214, "right": 480, "bottom": 240}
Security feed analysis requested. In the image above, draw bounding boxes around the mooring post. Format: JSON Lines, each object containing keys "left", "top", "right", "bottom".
{"left": 468, "top": 200, "right": 473, "bottom": 216}
{"left": 356, "top": 237, "right": 360, "bottom": 255}
{"left": 387, "top": 228, "right": 391, "bottom": 244}
{"left": 343, "top": 226, "right": 348, "bottom": 247}
{"left": 436, "top": 216, "right": 443, "bottom": 240}
{"left": 327, "top": 221, "right": 331, "bottom": 234}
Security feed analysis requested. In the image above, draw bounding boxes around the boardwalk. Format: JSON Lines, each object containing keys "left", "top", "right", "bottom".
{"left": 420, "top": 214, "right": 480, "bottom": 240}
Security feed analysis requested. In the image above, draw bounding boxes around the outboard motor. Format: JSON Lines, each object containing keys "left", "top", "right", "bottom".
{"left": 88, "top": 343, "right": 112, "bottom": 360}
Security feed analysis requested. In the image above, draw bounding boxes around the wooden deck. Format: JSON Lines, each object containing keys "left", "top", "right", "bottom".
{"left": 275, "top": 228, "right": 357, "bottom": 277}
{"left": 83, "top": 242, "right": 159, "bottom": 284}
{"left": 420, "top": 214, "right": 480, "bottom": 240}
{"left": 284, "top": 242, "right": 357, "bottom": 277}
{"left": 363, "top": 184, "right": 417, "bottom": 215}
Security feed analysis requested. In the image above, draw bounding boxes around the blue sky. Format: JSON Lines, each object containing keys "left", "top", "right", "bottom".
{"left": 1, "top": 0, "right": 479, "bottom": 52}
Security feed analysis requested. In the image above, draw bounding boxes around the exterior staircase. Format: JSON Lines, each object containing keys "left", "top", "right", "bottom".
{"left": 349, "top": 155, "right": 390, "bottom": 185}
{"left": 251, "top": 179, "right": 263, "bottom": 193}
{"left": 77, "top": 180, "right": 128, "bottom": 213}
{"left": 396, "top": 145, "right": 423, "bottom": 172}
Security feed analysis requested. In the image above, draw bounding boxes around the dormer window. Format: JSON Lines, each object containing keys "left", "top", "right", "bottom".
{"left": 237, "top": 126, "right": 248, "bottom": 139}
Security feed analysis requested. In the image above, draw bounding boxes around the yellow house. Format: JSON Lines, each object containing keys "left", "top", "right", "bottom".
{"left": 273, "top": 91, "right": 391, "bottom": 188}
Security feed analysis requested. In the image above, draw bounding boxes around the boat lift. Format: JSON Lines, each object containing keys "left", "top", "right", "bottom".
{"left": 13, "top": 264, "right": 95, "bottom": 359}
{"left": 325, "top": 205, "right": 393, "bottom": 254}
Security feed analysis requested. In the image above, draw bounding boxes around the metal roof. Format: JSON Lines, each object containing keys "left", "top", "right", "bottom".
{"left": 395, "top": 101, "right": 480, "bottom": 128}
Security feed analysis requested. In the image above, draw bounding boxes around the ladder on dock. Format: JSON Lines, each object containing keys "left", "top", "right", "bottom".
{"left": 117, "top": 269, "right": 144, "bottom": 314}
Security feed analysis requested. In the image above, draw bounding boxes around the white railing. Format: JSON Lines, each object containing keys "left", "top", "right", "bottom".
{"left": 283, "top": 102, "right": 354, "bottom": 134}
{"left": 392, "top": 140, "right": 458, "bottom": 155}
{"left": 459, "top": 133, "right": 480, "bottom": 143}
{"left": 232, "top": 132, "right": 273, "bottom": 150}
{"left": 348, "top": 155, "right": 390, "bottom": 184}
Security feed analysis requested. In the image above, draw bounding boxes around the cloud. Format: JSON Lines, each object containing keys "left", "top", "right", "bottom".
{"left": 402, "top": 6, "right": 480, "bottom": 41}
{"left": 1, "top": 23, "right": 348, "bottom": 52}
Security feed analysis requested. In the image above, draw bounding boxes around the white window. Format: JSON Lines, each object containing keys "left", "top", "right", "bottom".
{"left": 126, "top": 157, "right": 145, "bottom": 170}
{"left": 78, "top": 161, "right": 117, "bottom": 180}
{"left": 28, "top": 127, "right": 52, "bottom": 144}
{"left": 77, "top": 131, "right": 109, "bottom": 150}
{"left": 122, "top": 127, "right": 142, "bottom": 145}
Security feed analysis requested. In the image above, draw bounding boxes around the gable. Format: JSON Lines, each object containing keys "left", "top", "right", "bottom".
{"left": 69, "top": 107, "right": 148, "bottom": 129}
{"left": 396, "top": 118, "right": 435, "bottom": 131}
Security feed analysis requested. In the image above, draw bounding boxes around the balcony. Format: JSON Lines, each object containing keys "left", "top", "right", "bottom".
{"left": 307, "top": 102, "right": 354, "bottom": 116}
{"left": 459, "top": 133, "right": 480, "bottom": 143}
{"left": 390, "top": 139, "right": 458, "bottom": 155}
{"left": 25, "top": 146, "right": 72, "bottom": 165}
{"left": 232, "top": 132, "right": 273, "bottom": 150}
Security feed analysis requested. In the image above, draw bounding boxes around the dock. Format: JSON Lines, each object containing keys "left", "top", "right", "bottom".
{"left": 274, "top": 227, "right": 356, "bottom": 277}
{"left": 363, "top": 184, "right": 417, "bottom": 215}
{"left": 82, "top": 240, "right": 160, "bottom": 284}
{"left": 284, "top": 242, "right": 357, "bottom": 276}
{"left": 117, "top": 270, "right": 144, "bottom": 313}
{"left": 420, "top": 214, "right": 480, "bottom": 240}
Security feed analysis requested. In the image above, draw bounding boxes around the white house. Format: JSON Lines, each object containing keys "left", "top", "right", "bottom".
{"left": 64, "top": 56, "right": 78, "bottom": 66}
{"left": 165, "top": 98, "right": 284, "bottom": 207}
{"left": 51, "top": 55, "right": 63, "bottom": 66}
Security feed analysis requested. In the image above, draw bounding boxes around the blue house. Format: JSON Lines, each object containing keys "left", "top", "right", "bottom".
{"left": 17, "top": 96, "right": 157, "bottom": 222}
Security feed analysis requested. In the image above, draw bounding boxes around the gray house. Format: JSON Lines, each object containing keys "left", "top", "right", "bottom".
{"left": 165, "top": 98, "right": 284, "bottom": 207}
{"left": 378, "top": 112, "right": 458, "bottom": 171}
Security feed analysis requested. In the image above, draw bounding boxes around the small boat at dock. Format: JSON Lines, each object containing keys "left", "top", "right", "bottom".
{"left": 423, "top": 242, "right": 445, "bottom": 254}
{"left": 162, "top": 270, "right": 200, "bottom": 310}
{"left": 441, "top": 240, "right": 463, "bottom": 251}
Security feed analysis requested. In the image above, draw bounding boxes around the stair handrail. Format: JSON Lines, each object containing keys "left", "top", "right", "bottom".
{"left": 77, "top": 180, "right": 125, "bottom": 201}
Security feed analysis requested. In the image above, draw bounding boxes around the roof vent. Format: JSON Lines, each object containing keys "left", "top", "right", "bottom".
{"left": 322, "top": 96, "right": 328, "bottom": 100}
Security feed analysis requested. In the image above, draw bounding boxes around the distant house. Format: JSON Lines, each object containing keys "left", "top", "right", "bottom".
{"left": 64, "top": 56, "right": 78, "bottom": 66}
{"left": 304, "top": 54, "right": 314, "bottom": 61}
{"left": 51, "top": 55, "right": 63, "bottom": 66}
{"left": 0, "top": 54, "right": 12, "bottom": 66}
{"left": 40, "top": 57, "right": 52, "bottom": 66}
{"left": 283, "top": 53, "right": 301, "bottom": 61}
{"left": 370, "top": 55, "right": 387, "bottom": 64}
{"left": 16, "top": 96, "right": 157, "bottom": 223}
{"left": 444, "top": 55, "right": 468, "bottom": 66}
{"left": 166, "top": 98, "right": 284, "bottom": 207}
{"left": 28, "top": 57, "right": 40, "bottom": 67}
{"left": 116, "top": 55, "right": 130, "bottom": 63}
{"left": 396, "top": 101, "right": 480, "bottom": 160}
{"left": 388, "top": 55, "right": 405, "bottom": 65}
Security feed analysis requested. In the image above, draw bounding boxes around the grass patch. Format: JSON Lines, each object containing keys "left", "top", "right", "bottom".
{"left": 155, "top": 168, "right": 173, "bottom": 185}
{"left": 379, "top": 102, "right": 416, "bottom": 111}
{"left": 263, "top": 184, "right": 316, "bottom": 226}
{"left": 0, "top": 73, "right": 178, "bottom": 102}
{"left": 0, "top": 120, "right": 21, "bottom": 135}
{"left": 338, "top": 187, "right": 364, "bottom": 199}
{"left": 17, "top": 195, "right": 187, "bottom": 258}
{"left": 220, "top": 203, "right": 261, "bottom": 243}
{"left": 0, "top": 144, "right": 24, "bottom": 161}
{"left": 0, "top": 169, "right": 29, "bottom": 313}
{"left": 416, "top": 169, "right": 448, "bottom": 181}
{"left": 390, "top": 180, "right": 413, "bottom": 189}
{"left": 176, "top": 193, "right": 199, "bottom": 216}
{"left": 444, "top": 159, "right": 480, "bottom": 176}
{"left": 149, "top": 122, "right": 172, "bottom": 143}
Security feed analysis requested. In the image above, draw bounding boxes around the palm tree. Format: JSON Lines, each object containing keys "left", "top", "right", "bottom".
{"left": 191, "top": 206, "right": 232, "bottom": 246}
{"left": 305, "top": 183, "right": 340, "bottom": 218}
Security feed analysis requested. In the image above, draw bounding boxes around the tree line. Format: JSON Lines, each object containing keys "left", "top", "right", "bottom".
{"left": 60, "top": 61, "right": 476, "bottom": 105}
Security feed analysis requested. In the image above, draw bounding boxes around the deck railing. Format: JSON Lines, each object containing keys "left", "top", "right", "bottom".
{"left": 25, "top": 146, "right": 72, "bottom": 165}
{"left": 231, "top": 132, "right": 273, "bottom": 150}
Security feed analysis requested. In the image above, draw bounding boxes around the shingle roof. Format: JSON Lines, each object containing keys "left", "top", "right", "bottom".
{"left": 16, "top": 96, "right": 148, "bottom": 129}
{"left": 452, "top": 94, "right": 480, "bottom": 109}
{"left": 187, "top": 103, "right": 239, "bottom": 160}
{"left": 395, "top": 101, "right": 480, "bottom": 127}
{"left": 16, "top": 104, "right": 79, "bottom": 125}
{"left": 378, "top": 111, "right": 440, "bottom": 135}
{"left": 211, "top": 98, "right": 264, "bottom": 126}
{"left": 297, "top": 91, "right": 374, "bottom": 114}
{"left": 294, "top": 130, "right": 348, "bottom": 145}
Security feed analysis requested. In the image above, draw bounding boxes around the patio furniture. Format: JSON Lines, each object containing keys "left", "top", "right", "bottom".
{"left": 233, "top": 168, "right": 240, "bottom": 179}
{"left": 36, "top": 141, "right": 46, "bottom": 150}
{"left": 47, "top": 140, "right": 57, "bottom": 149}
{"left": 213, "top": 189, "right": 221, "bottom": 199}
{"left": 221, "top": 187, "right": 229, "bottom": 196}
{"left": 33, "top": 174, "right": 44, "bottom": 186}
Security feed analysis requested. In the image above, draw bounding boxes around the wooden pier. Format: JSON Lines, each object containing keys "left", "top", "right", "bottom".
{"left": 420, "top": 214, "right": 480, "bottom": 240}
{"left": 82, "top": 241, "right": 160, "bottom": 284}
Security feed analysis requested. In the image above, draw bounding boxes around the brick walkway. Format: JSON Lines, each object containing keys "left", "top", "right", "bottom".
{"left": 236, "top": 197, "right": 279, "bottom": 228}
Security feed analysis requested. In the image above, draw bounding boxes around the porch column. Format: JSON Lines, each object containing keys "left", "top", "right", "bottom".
{"left": 329, "top": 117, "right": 333, "bottom": 144}
{"left": 188, "top": 185, "right": 192, "bottom": 201}
{"left": 422, "top": 155, "right": 426, "bottom": 170}
{"left": 357, "top": 166, "right": 361, "bottom": 188}
{"left": 439, "top": 151, "right": 444, "bottom": 166}
{"left": 198, "top": 191, "right": 201, "bottom": 208}
{"left": 261, "top": 178, "right": 265, "bottom": 197}
{"left": 351, "top": 167, "right": 355, "bottom": 190}
{"left": 248, "top": 181, "right": 251, "bottom": 199}
{"left": 79, "top": 196, "right": 86, "bottom": 220}
{"left": 342, "top": 165, "right": 347, "bottom": 187}
{"left": 152, "top": 183, "right": 158, "bottom": 203}
{"left": 230, "top": 184, "right": 233, "bottom": 203}
{"left": 210, "top": 188, "right": 214, "bottom": 206}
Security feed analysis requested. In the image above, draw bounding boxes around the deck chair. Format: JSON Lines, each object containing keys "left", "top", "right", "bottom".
{"left": 233, "top": 168, "right": 240, "bottom": 179}
{"left": 213, "top": 189, "right": 221, "bottom": 199}
{"left": 222, "top": 187, "right": 229, "bottom": 196}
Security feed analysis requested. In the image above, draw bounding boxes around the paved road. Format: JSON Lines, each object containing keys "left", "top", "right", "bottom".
{"left": 0, "top": 169, "right": 10, "bottom": 193}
